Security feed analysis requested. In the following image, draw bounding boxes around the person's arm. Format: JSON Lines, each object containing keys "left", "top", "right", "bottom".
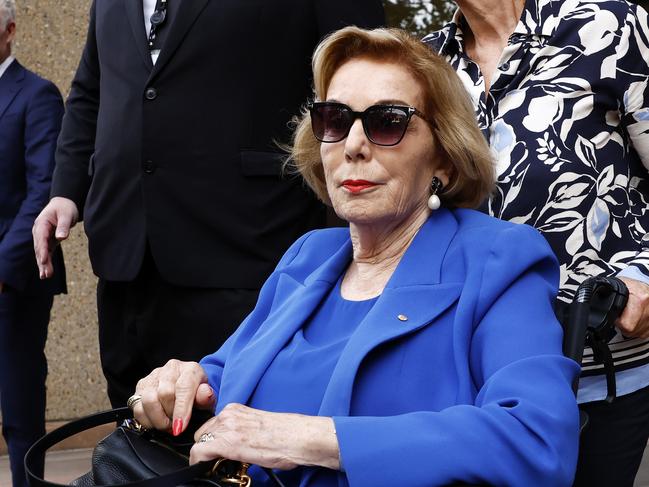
{"left": 621, "top": 4, "right": 649, "bottom": 166}
{"left": 50, "top": 0, "right": 100, "bottom": 209}
{"left": 0, "top": 81, "right": 63, "bottom": 291}
{"left": 334, "top": 225, "right": 579, "bottom": 486}
{"left": 189, "top": 229, "right": 337, "bottom": 468}
{"left": 33, "top": 0, "right": 99, "bottom": 278}
{"left": 608, "top": 3, "right": 649, "bottom": 336}
{"left": 133, "top": 231, "right": 318, "bottom": 433}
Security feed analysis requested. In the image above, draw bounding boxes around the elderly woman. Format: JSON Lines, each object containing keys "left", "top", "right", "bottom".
{"left": 131, "top": 27, "right": 579, "bottom": 486}
{"left": 423, "top": 1, "right": 649, "bottom": 485}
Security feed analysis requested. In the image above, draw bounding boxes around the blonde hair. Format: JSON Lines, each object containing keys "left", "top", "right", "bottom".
{"left": 288, "top": 26, "right": 494, "bottom": 208}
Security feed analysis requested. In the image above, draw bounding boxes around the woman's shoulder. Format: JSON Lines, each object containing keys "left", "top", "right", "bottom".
{"left": 452, "top": 207, "right": 532, "bottom": 233}
{"left": 445, "top": 209, "right": 560, "bottom": 310}
{"left": 449, "top": 208, "right": 555, "bottom": 262}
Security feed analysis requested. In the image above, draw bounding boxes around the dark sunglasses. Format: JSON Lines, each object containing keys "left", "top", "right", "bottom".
{"left": 308, "top": 102, "right": 428, "bottom": 146}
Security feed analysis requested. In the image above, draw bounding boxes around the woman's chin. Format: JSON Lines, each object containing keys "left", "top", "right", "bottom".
{"left": 332, "top": 201, "right": 382, "bottom": 227}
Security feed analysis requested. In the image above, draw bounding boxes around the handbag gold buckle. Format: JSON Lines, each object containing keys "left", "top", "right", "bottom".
{"left": 211, "top": 458, "right": 252, "bottom": 487}
{"left": 122, "top": 418, "right": 147, "bottom": 433}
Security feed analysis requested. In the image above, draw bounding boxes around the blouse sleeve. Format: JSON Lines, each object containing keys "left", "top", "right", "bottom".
{"left": 619, "top": 4, "right": 649, "bottom": 167}
{"left": 334, "top": 225, "right": 580, "bottom": 487}
{"left": 617, "top": 4, "right": 649, "bottom": 277}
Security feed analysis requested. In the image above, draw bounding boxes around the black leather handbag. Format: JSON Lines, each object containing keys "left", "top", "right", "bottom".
{"left": 25, "top": 408, "right": 284, "bottom": 487}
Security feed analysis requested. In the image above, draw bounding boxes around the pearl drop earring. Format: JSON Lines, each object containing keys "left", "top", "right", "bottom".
{"left": 427, "top": 176, "right": 443, "bottom": 211}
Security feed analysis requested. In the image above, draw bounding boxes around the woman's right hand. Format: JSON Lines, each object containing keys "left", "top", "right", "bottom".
{"left": 131, "top": 359, "right": 216, "bottom": 436}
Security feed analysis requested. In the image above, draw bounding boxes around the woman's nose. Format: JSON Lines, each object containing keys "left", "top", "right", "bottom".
{"left": 344, "top": 118, "right": 370, "bottom": 162}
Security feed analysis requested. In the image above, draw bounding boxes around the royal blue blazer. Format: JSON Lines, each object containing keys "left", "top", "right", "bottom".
{"left": 201, "top": 208, "right": 580, "bottom": 486}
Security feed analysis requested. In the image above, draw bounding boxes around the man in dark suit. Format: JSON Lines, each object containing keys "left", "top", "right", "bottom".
{"left": 0, "top": 1, "right": 66, "bottom": 486}
{"left": 33, "top": 0, "right": 384, "bottom": 412}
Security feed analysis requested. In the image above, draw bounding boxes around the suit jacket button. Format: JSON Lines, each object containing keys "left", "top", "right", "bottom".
{"left": 144, "top": 87, "right": 157, "bottom": 100}
{"left": 142, "top": 160, "right": 156, "bottom": 174}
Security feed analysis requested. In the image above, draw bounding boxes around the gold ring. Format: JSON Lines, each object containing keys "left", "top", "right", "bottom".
{"left": 198, "top": 432, "right": 215, "bottom": 443}
{"left": 126, "top": 394, "right": 142, "bottom": 410}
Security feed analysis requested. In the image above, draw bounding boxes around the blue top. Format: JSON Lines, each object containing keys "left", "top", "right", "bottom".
{"left": 424, "top": 0, "right": 649, "bottom": 402}
{"left": 248, "top": 278, "right": 377, "bottom": 486}
{"left": 249, "top": 278, "right": 378, "bottom": 414}
{"left": 201, "top": 209, "right": 580, "bottom": 486}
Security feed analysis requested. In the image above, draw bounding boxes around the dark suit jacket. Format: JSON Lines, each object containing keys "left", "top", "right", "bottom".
{"left": 52, "top": 0, "right": 385, "bottom": 288}
{"left": 0, "top": 60, "right": 65, "bottom": 295}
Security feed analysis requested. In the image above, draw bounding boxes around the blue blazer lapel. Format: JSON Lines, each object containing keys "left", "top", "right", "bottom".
{"left": 219, "top": 209, "right": 462, "bottom": 413}
{"left": 218, "top": 239, "right": 354, "bottom": 407}
{"left": 0, "top": 61, "right": 24, "bottom": 120}
{"left": 320, "top": 209, "right": 463, "bottom": 416}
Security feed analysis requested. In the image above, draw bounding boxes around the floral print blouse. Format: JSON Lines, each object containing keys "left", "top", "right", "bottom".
{"left": 424, "top": 0, "right": 649, "bottom": 401}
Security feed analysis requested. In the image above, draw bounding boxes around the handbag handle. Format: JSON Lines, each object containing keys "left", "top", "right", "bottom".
{"left": 25, "top": 407, "right": 218, "bottom": 487}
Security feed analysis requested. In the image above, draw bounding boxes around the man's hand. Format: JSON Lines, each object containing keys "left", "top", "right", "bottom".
{"left": 0, "top": 282, "right": 3, "bottom": 294}
{"left": 32, "top": 197, "right": 79, "bottom": 279}
{"left": 617, "top": 277, "right": 649, "bottom": 338}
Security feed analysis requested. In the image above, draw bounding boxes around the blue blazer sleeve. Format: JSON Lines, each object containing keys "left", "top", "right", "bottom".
{"left": 0, "top": 80, "right": 63, "bottom": 289}
{"left": 334, "top": 225, "right": 580, "bottom": 487}
{"left": 199, "top": 230, "right": 317, "bottom": 395}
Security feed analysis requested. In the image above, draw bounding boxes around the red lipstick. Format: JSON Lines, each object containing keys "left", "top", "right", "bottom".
{"left": 342, "top": 180, "right": 377, "bottom": 193}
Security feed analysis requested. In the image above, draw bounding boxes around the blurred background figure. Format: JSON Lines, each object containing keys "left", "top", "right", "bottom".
{"left": 0, "top": 0, "right": 66, "bottom": 486}
{"left": 33, "top": 0, "right": 385, "bottom": 410}
{"left": 424, "top": 0, "right": 649, "bottom": 485}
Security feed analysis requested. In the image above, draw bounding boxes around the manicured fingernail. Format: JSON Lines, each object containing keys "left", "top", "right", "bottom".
{"left": 172, "top": 418, "right": 183, "bottom": 436}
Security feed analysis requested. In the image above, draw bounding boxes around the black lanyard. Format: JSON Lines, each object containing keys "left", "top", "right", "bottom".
{"left": 148, "top": 0, "right": 168, "bottom": 51}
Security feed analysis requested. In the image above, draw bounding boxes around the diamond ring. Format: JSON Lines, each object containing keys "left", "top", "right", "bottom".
{"left": 198, "top": 432, "right": 215, "bottom": 443}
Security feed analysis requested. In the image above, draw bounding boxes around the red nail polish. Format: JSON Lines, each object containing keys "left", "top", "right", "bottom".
{"left": 172, "top": 418, "right": 183, "bottom": 436}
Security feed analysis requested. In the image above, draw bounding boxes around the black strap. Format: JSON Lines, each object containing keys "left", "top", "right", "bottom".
{"left": 25, "top": 407, "right": 216, "bottom": 487}
{"left": 561, "top": 276, "right": 629, "bottom": 400}
{"left": 148, "top": 0, "right": 169, "bottom": 51}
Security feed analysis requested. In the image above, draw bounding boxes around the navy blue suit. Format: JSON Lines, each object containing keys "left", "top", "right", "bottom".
{"left": 0, "top": 59, "right": 65, "bottom": 487}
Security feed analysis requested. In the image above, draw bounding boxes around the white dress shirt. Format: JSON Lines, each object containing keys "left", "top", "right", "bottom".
{"left": 0, "top": 55, "right": 15, "bottom": 80}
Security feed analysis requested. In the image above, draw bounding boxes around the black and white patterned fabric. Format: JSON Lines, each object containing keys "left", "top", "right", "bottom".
{"left": 424, "top": 0, "right": 649, "bottom": 401}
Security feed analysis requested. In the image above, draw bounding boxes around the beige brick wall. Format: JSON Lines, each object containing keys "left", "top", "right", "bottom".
{"left": 11, "top": 0, "right": 110, "bottom": 423}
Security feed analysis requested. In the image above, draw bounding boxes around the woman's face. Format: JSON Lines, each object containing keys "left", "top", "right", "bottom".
{"left": 320, "top": 58, "right": 449, "bottom": 228}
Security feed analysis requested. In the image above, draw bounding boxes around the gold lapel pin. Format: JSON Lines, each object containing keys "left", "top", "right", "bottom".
{"left": 397, "top": 314, "right": 408, "bottom": 322}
